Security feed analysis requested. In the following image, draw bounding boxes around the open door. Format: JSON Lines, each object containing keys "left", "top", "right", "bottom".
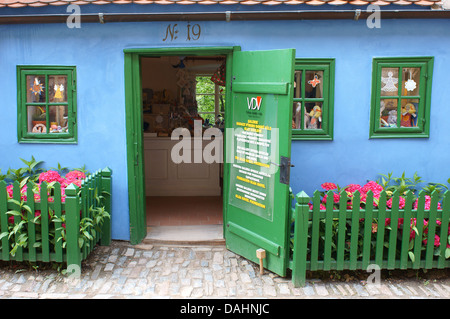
{"left": 224, "top": 49, "right": 295, "bottom": 276}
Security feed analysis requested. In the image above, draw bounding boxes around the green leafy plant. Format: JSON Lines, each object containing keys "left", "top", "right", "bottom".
{"left": 377, "top": 171, "right": 424, "bottom": 194}
{"left": 4, "top": 156, "right": 44, "bottom": 184}
{"left": 0, "top": 198, "right": 33, "bottom": 257}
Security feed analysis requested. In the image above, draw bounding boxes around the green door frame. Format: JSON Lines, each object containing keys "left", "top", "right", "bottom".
{"left": 124, "top": 46, "right": 240, "bottom": 244}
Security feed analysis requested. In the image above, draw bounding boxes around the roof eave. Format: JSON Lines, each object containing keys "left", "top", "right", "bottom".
{"left": 1, "top": 9, "right": 449, "bottom": 24}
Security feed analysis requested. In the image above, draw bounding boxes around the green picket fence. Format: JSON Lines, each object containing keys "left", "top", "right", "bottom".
{"left": 289, "top": 189, "right": 450, "bottom": 287}
{"left": 0, "top": 167, "right": 112, "bottom": 272}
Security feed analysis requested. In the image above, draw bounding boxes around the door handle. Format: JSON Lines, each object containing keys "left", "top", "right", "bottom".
{"left": 271, "top": 162, "right": 294, "bottom": 168}
{"left": 273, "top": 156, "right": 292, "bottom": 185}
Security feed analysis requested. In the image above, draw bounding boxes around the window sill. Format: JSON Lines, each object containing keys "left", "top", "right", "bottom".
{"left": 18, "top": 138, "right": 78, "bottom": 144}
{"left": 291, "top": 134, "right": 333, "bottom": 141}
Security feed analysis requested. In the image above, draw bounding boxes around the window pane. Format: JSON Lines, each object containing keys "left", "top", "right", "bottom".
{"left": 380, "top": 68, "right": 399, "bottom": 96}
{"left": 379, "top": 99, "right": 398, "bottom": 128}
{"left": 292, "top": 102, "right": 302, "bottom": 129}
{"left": 294, "top": 71, "right": 302, "bottom": 98}
{"left": 304, "top": 102, "right": 323, "bottom": 129}
{"left": 49, "top": 75, "right": 68, "bottom": 103}
{"left": 27, "top": 75, "right": 46, "bottom": 103}
{"left": 196, "top": 76, "right": 215, "bottom": 94}
{"left": 305, "top": 71, "right": 323, "bottom": 98}
{"left": 400, "top": 99, "right": 419, "bottom": 127}
{"left": 49, "top": 105, "right": 69, "bottom": 133}
{"left": 28, "top": 105, "right": 47, "bottom": 133}
{"left": 402, "top": 68, "right": 420, "bottom": 96}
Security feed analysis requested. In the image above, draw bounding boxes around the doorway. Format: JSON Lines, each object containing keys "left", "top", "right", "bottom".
{"left": 124, "top": 47, "right": 237, "bottom": 244}
{"left": 141, "top": 55, "right": 226, "bottom": 242}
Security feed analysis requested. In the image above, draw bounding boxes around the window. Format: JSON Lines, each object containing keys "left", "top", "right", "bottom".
{"left": 195, "top": 75, "right": 225, "bottom": 126}
{"left": 369, "top": 57, "right": 433, "bottom": 138}
{"left": 17, "top": 66, "right": 77, "bottom": 144}
{"left": 292, "top": 59, "right": 335, "bottom": 140}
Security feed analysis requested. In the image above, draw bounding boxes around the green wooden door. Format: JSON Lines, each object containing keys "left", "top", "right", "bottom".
{"left": 224, "top": 49, "right": 295, "bottom": 276}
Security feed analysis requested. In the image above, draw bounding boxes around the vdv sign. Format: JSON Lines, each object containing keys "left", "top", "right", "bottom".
{"left": 247, "top": 96, "right": 262, "bottom": 110}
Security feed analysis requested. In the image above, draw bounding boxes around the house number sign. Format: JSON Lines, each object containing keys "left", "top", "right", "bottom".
{"left": 162, "top": 23, "right": 202, "bottom": 42}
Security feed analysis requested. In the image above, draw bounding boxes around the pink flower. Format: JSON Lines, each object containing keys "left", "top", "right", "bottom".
{"left": 423, "top": 234, "right": 441, "bottom": 247}
{"left": 322, "top": 193, "right": 341, "bottom": 204}
{"left": 6, "top": 185, "right": 13, "bottom": 198}
{"left": 345, "top": 184, "right": 363, "bottom": 194}
{"left": 321, "top": 183, "right": 337, "bottom": 191}
{"left": 39, "top": 170, "right": 64, "bottom": 184}
{"left": 386, "top": 196, "right": 406, "bottom": 209}
{"left": 65, "top": 170, "right": 86, "bottom": 181}
{"left": 362, "top": 181, "right": 384, "bottom": 194}
{"left": 308, "top": 203, "right": 326, "bottom": 211}
{"left": 413, "top": 195, "right": 442, "bottom": 210}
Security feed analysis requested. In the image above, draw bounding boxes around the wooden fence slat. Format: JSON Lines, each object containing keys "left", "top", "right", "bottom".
{"left": 438, "top": 191, "right": 450, "bottom": 268}
{"left": 13, "top": 181, "right": 23, "bottom": 261}
{"left": 323, "top": 191, "right": 333, "bottom": 271}
{"left": 375, "top": 191, "right": 387, "bottom": 267}
{"left": 40, "top": 182, "right": 50, "bottom": 262}
{"left": 400, "top": 191, "right": 413, "bottom": 269}
{"left": 336, "top": 190, "right": 347, "bottom": 271}
{"left": 291, "top": 191, "right": 310, "bottom": 287}
{"left": 0, "top": 181, "right": 10, "bottom": 260}
{"left": 81, "top": 179, "right": 88, "bottom": 259}
{"left": 53, "top": 183, "right": 63, "bottom": 262}
{"left": 310, "top": 191, "right": 321, "bottom": 271}
{"left": 349, "top": 191, "right": 360, "bottom": 270}
{"left": 100, "top": 167, "right": 112, "bottom": 246}
{"left": 65, "top": 184, "right": 81, "bottom": 276}
{"left": 413, "top": 192, "right": 425, "bottom": 269}
{"left": 26, "top": 182, "right": 36, "bottom": 262}
{"left": 362, "top": 191, "right": 374, "bottom": 270}
{"left": 425, "top": 192, "right": 439, "bottom": 269}
{"left": 387, "top": 191, "right": 400, "bottom": 269}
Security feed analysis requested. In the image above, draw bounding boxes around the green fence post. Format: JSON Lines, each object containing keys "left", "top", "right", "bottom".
{"left": 65, "top": 184, "right": 81, "bottom": 276}
{"left": 100, "top": 167, "right": 112, "bottom": 246}
{"left": 292, "top": 191, "right": 310, "bottom": 287}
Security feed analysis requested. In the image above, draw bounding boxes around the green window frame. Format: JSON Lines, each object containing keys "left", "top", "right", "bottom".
{"left": 369, "top": 57, "right": 433, "bottom": 139}
{"left": 17, "top": 65, "right": 77, "bottom": 144}
{"left": 292, "top": 58, "right": 335, "bottom": 141}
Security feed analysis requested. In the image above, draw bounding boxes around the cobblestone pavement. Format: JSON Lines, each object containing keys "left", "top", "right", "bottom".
{"left": 0, "top": 240, "right": 448, "bottom": 299}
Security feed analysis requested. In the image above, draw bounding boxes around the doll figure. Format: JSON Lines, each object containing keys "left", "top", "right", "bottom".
{"left": 387, "top": 110, "right": 398, "bottom": 127}
{"left": 400, "top": 103, "right": 417, "bottom": 127}
{"left": 307, "top": 105, "right": 322, "bottom": 129}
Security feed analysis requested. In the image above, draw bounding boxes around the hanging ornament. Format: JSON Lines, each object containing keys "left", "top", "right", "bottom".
{"left": 54, "top": 84, "right": 64, "bottom": 100}
{"left": 211, "top": 62, "right": 226, "bottom": 86}
{"left": 30, "top": 77, "right": 44, "bottom": 96}
{"left": 381, "top": 71, "right": 398, "bottom": 92}
{"left": 404, "top": 71, "right": 417, "bottom": 92}
{"left": 308, "top": 74, "right": 321, "bottom": 88}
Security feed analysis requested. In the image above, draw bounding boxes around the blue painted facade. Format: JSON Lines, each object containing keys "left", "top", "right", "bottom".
{"left": 1, "top": 4, "right": 449, "bottom": 241}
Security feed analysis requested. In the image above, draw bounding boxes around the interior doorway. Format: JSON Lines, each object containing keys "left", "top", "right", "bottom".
{"left": 140, "top": 54, "right": 227, "bottom": 243}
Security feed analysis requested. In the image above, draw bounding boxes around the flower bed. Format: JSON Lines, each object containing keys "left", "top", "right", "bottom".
{"left": 289, "top": 173, "right": 450, "bottom": 287}
{"left": 0, "top": 157, "right": 111, "bottom": 272}
{"left": 313, "top": 180, "right": 450, "bottom": 251}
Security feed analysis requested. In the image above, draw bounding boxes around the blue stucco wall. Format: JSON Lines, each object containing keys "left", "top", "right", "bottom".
{"left": 1, "top": 9, "right": 449, "bottom": 240}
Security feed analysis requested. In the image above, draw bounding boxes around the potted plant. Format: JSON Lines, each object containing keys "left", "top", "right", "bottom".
{"left": 31, "top": 106, "right": 46, "bottom": 128}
